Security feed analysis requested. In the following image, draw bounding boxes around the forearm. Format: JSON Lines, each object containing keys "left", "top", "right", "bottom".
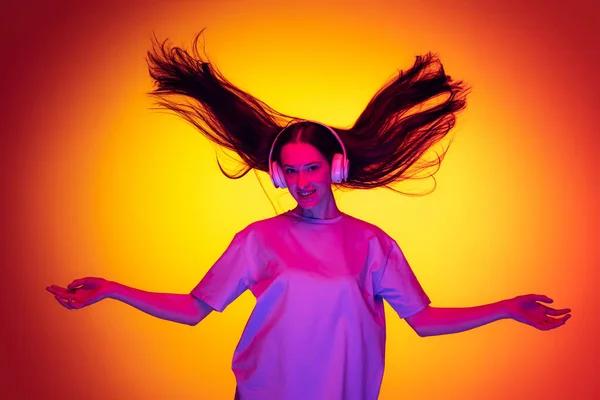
{"left": 107, "top": 281, "right": 208, "bottom": 326}
{"left": 413, "top": 301, "right": 509, "bottom": 337}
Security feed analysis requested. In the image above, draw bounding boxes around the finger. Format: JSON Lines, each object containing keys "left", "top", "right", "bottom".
{"left": 539, "top": 314, "right": 571, "bottom": 331}
{"left": 52, "top": 289, "right": 77, "bottom": 304}
{"left": 549, "top": 315, "right": 570, "bottom": 330}
{"left": 46, "top": 285, "right": 69, "bottom": 296}
{"left": 529, "top": 294, "right": 553, "bottom": 303}
{"left": 70, "top": 299, "right": 85, "bottom": 309}
{"left": 49, "top": 287, "right": 79, "bottom": 304}
{"left": 54, "top": 295, "right": 73, "bottom": 310}
{"left": 68, "top": 278, "right": 88, "bottom": 290}
{"left": 546, "top": 307, "right": 571, "bottom": 316}
{"left": 559, "top": 314, "right": 571, "bottom": 323}
{"left": 70, "top": 292, "right": 90, "bottom": 308}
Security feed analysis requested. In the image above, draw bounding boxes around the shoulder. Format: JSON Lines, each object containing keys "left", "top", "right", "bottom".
{"left": 342, "top": 213, "right": 393, "bottom": 242}
{"left": 235, "top": 212, "right": 292, "bottom": 237}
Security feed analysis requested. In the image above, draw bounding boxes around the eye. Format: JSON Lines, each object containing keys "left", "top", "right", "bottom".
{"left": 308, "top": 165, "right": 319, "bottom": 171}
{"left": 284, "top": 168, "right": 296, "bottom": 174}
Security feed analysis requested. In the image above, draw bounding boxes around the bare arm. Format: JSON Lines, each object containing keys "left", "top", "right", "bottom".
{"left": 109, "top": 281, "right": 213, "bottom": 326}
{"left": 47, "top": 277, "right": 213, "bottom": 326}
{"left": 405, "top": 301, "right": 508, "bottom": 337}
{"left": 405, "top": 294, "right": 571, "bottom": 337}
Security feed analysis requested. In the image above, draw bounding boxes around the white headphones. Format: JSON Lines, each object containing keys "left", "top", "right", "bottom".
{"left": 268, "top": 119, "right": 350, "bottom": 189}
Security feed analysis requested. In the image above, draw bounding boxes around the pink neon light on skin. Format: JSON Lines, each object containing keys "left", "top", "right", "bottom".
{"left": 46, "top": 141, "right": 572, "bottom": 399}
{"left": 280, "top": 141, "right": 342, "bottom": 220}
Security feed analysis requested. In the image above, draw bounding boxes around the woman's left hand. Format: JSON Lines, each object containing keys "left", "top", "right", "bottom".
{"left": 504, "top": 294, "right": 571, "bottom": 330}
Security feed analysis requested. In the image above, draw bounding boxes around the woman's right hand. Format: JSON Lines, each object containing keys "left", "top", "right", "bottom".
{"left": 46, "top": 277, "right": 113, "bottom": 310}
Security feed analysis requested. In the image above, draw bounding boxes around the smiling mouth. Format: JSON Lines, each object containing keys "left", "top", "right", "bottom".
{"left": 298, "top": 189, "right": 316, "bottom": 198}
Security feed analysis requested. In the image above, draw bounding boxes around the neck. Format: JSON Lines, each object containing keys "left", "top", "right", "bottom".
{"left": 294, "top": 201, "right": 341, "bottom": 220}
{"left": 293, "top": 187, "right": 341, "bottom": 220}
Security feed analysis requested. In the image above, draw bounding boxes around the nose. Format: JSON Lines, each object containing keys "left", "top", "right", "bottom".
{"left": 297, "top": 171, "right": 309, "bottom": 188}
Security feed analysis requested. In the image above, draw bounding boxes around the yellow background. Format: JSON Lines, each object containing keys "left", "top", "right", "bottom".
{"left": 2, "top": 0, "right": 598, "bottom": 399}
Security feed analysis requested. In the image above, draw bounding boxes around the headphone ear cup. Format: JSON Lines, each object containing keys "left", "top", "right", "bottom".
{"left": 343, "top": 158, "right": 350, "bottom": 181}
{"left": 331, "top": 153, "right": 343, "bottom": 183}
{"left": 271, "top": 161, "right": 287, "bottom": 189}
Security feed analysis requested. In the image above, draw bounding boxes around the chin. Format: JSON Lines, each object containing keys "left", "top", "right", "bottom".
{"left": 295, "top": 198, "right": 319, "bottom": 209}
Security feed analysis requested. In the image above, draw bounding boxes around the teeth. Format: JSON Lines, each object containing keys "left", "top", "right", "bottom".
{"left": 299, "top": 190, "right": 315, "bottom": 196}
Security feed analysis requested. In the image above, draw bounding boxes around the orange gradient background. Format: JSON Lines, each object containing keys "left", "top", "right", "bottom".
{"left": 2, "top": 0, "right": 599, "bottom": 399}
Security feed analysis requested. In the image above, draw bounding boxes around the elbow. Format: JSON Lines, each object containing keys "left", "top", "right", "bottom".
{"left": 183, "top": 311, "right": 205, "bottom": 326}
{"left": 406, "top": 307, "right": 433, "bottom": 338}
{"left": 410, "top": 324, "right": 426, "bottom": 337}
{"left": 415, "top": 328, "right": 432, "bottom": 338}
{"left": 407, "top": 322, "right": 429, "bottom": 337}
{"left": 186, "top": 314, "right": 206, "bottom": 326}
{"left": 186, "top": 295, "right": 213, "bottom": 326}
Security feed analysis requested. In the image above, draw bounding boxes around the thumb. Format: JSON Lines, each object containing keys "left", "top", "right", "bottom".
{"left": 68, "top": 278, "right": 88, "bottom": 290}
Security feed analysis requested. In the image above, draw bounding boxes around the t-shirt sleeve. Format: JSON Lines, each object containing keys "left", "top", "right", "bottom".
{"left": 372, "top": 235, "right": 431, "bottom": 319}
{"left": 190, "top": 228, "right": 254, "bottom": 313}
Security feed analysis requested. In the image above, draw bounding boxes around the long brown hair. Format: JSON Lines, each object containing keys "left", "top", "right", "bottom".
{"left": 146, "top": 29, "right": 469, "bottom": 193}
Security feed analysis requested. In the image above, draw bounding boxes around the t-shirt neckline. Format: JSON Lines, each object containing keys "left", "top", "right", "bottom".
{"left": 285, "top": 210, "right": 345, "bottom": 224}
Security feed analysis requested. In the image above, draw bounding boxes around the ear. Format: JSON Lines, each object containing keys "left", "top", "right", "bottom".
{"left": 270, "top": 161, "right": 287, "bottom": 189}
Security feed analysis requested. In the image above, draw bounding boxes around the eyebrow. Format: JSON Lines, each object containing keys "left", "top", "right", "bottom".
{"left": 282, "top": 162, "right": 322, "bottom": 168}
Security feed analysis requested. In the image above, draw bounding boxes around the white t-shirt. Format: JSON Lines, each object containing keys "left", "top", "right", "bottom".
{"left": 191, "top": 211, "right": 430, "bottom": 400}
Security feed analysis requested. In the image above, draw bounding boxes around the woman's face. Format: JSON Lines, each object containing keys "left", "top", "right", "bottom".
{"left": 279, "top": 141, "right": 333, "bottom": 211}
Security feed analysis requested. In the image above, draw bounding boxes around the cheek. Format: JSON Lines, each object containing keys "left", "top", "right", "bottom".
{"left": 317, "top": 169, "right": 331, "bottom": 184}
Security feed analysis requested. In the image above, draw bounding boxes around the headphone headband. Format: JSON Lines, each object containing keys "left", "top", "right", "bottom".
{"left": 267, "top": 119, "right": 348, "bottom": 176}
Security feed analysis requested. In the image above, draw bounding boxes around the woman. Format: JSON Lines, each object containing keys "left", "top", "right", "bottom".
{"left": 47, "top": 31, "right": 571, "bottom": 400}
